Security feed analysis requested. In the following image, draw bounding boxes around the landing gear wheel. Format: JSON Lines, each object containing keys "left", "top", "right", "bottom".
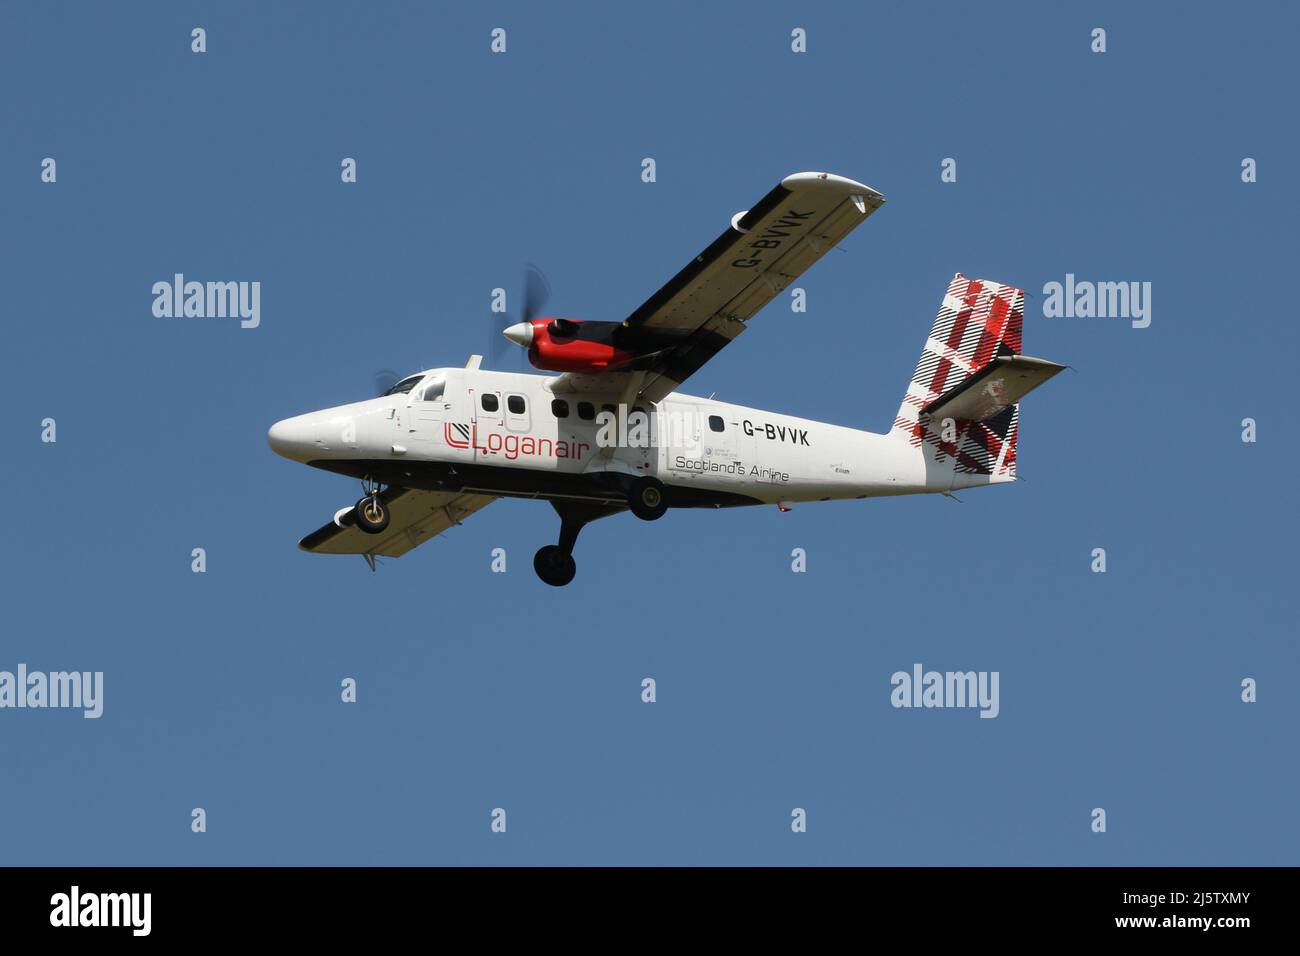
{"left": 534, "top": 545, "right": 577, "bottom": 587}
{"left": 627, "top": 477, "right": 668, "bottom": 521}
{"left": 354, "top": 495, "right": 390, "bottom": 534}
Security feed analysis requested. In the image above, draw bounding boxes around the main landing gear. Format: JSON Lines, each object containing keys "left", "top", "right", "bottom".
{"left": 533, "top": 545, "right": 576, "bottom": 587}
{"left": 627, "top": 476, "right": 668, "bottom": 521}
{"left": 532, "top": 479, "right": 669, "bottom": 586}
{"left": 353, "top": 477, "right": 391, "bottom": 534}
{"left": 533, "top": 502, "right": 592, "bottom": 587}
{"left": 533, "top": 500, "right": 626, "bottom": 587}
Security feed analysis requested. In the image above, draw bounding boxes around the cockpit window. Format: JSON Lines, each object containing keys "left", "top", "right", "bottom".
{"left": 421, "top": 377, "right": 446, "bottom": 401}
{"left": 383, "top": 374, "right": 424, "bottom": 396}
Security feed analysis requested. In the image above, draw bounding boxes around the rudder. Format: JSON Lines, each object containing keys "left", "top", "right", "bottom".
{"left": 892, "top": 274, "right": 1027, "bottom": 482}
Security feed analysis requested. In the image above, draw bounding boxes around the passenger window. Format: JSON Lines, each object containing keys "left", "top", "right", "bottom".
{"left": 481, "top": 393, "right": 499, "bottom": 413}
{"left": 577, "top": 402, "right": 595, "bottom": 421}
{"left": 507, "top": 394, "right": 526, "bottom": 415}
{"left": 708, "top": 415, "right": 725, "bottom": 432}
{"left": 551, "top": 399, "right": 570, "bottom": 418}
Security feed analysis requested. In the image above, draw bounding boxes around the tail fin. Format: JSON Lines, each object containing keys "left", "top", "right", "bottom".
{"left": 892, "top": 273, "right": 1056, "bottom": 484}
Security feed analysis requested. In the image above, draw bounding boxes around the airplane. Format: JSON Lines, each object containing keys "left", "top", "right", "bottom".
{"left": 268, "top": 171, "right": 1065, "bottom": 586}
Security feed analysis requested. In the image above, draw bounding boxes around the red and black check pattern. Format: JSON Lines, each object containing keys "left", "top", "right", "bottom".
{"left": 892, "top": 274, "right": 1024, "bottom": 478}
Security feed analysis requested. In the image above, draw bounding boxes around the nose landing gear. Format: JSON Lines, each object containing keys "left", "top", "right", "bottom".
{"left": 354, "top": 477, "right": 391, "bottom": 535}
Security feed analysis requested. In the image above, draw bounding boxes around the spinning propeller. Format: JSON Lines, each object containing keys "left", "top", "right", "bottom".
{"left": 490, "top": 263, "right": 552, "bottom": 369}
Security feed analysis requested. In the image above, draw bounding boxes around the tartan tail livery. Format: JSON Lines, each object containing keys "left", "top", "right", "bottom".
{"left": 892, "top": 273, "right": 1065, "bottom": 489}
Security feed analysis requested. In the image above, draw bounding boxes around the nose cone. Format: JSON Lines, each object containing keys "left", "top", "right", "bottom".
{"left": 267, "top": 415, "right": 320, "bottom": 463}
{"left": 502, "top": 321, "right": 534, "bottom": 348}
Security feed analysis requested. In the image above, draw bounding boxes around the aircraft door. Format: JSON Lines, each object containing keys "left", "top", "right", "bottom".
{"left": 625, "top": 402, "right": 655, "bottom": 473}
{"left": 406, "top": 374, "right": 448, "bottom": 446}
{"left": 469, "top": 385, "right": 504, "bottom": 463}
{"left": 701, "top": 407, "right": 744, "bottom": 482}
{"left": 659, "top": 401, "right": 703, "bottom": 481}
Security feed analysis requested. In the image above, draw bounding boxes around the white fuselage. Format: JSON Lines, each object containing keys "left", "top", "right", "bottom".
{"left": 267, "top": 367, "right": 967, "bottom": 508}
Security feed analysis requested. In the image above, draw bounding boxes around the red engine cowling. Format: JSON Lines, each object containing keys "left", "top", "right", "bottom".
{"left": 525, "top": 318, "right": 634, "bottom": 373}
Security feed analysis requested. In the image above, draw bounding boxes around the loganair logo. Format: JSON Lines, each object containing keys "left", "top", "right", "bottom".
{"left": 444, "top": 422, "right": 590, "bottom": 461}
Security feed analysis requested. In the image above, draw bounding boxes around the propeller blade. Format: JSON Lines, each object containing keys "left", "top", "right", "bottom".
{"left": 488, "top": 264, "right": 552, "bottom": 369}
{"left": 489, "top": 312, "right": 512, "bottom": 367}
{"left": 522, "top": 262, "right": 552, "bottom": 323}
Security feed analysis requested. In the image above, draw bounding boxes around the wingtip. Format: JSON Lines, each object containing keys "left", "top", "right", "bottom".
{"left": 781, "top": 171, "right": 885, "bottom": 202}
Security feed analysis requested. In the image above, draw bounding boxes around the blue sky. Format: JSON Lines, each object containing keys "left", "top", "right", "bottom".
{"left": 1, "top": 1, "right": 1296, "bottom": 865}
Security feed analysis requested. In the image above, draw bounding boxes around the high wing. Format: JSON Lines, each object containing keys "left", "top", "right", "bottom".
{"left": 602, "top": 171, "right": 885, "bottom": 402}
{"left": 299, "top": 488, "right": 496, "bottom": 566}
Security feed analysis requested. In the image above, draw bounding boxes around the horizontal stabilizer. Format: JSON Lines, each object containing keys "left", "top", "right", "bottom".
{"left": 922, "top": 354, "right": 1065, "bottom": 422}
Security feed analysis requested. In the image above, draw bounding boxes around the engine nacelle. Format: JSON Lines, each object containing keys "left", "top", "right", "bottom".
{"left": 518, "top": 317, "right": 634, "bottom": 373}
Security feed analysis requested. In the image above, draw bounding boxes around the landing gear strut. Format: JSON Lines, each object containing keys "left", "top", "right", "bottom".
{"left": 532, "top": 501, "right": 621, "bottom": 587}
{"left": 354, "top": 477, "right": 391, "bottom": 535}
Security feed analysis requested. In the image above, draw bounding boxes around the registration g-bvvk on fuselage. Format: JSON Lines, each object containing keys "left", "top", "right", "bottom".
{"left": 268, "top": 172, "right": 1065, "bottom": 585}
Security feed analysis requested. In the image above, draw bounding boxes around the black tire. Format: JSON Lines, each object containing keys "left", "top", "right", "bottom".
{"left": 627, "top": 476, "right": 668, "bottom": 521}
{"left": 354, "top": 495, "right": 390, "bottom": 534}
{"left": 533, "top": 545, "right": 577, "bottom": 587}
